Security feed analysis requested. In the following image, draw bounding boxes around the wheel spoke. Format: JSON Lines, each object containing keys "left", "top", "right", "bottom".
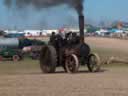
{"left": 65, "top": 54, "right": 79, "bottom": 73}
{"left": 87, "top": 53, "right": 101, "bottom": 72}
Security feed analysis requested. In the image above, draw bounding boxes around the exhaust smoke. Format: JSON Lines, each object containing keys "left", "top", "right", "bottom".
{"left": 4, "top": 0, "right": 84, "bottom": 16}
{"left": 4, "top": 0, "right": 85, "bottom": 33}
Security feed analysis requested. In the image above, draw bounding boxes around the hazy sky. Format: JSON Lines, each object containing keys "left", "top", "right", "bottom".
{"left": 0, "top": 0, "right": 128, "bottom": 29}
{"left": 85, "top": 0, "right": 128, "bottom": 22}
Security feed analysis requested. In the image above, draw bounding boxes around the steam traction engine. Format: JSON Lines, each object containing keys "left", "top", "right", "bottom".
{"left": 40, "top": 15, "right": 101, "bottom": 73}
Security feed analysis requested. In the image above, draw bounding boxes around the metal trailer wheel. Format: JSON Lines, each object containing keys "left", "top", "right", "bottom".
{"left": 87, "top": 53, "right": 101, "bottom": 72}
{"left": 65, "top": 54, "right": 79, "bottom": 73}
{"left": 12, "top": 55, "right": 20, "bottom": 61}
{"left": 40, "top": 45, "right": 57, "bottom": 73}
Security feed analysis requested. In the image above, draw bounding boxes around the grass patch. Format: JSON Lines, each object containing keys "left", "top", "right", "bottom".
{"left": 0, "top": 58, "right": 41, "bottom": 75}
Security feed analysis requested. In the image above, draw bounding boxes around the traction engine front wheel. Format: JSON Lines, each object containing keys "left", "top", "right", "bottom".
{"left": 87, "top": 53, "right": 101, "bottom": 72}
{"left": 65, "top": 54, "right": 79, "bottom": 73}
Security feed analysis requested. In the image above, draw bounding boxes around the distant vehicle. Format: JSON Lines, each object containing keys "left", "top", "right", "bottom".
{"left": 22, "top": 39, "right": 46, "bottom": 60}
{"left": 0, "top": 37, "right": 45, "bottom": 61}
{"left": 0, "top": 38, "right": 22, "bottom": 61}
{"left": 0, "top": 48, "right": 23, "bottom": 61}
{"left": 4, "top": 33, "right": 24, "bottom": 38}
{"left": 24, "top": 30, "right": 42, "bottom": 37}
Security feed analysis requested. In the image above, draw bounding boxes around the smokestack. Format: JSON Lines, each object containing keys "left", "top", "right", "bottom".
{"left": 79, "top": 15, "right": 84, "bottom": 43}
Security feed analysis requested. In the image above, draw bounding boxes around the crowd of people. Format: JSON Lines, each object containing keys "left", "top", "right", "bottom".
{"left": 49, "top": 31, "right": 80, "bottom": 49}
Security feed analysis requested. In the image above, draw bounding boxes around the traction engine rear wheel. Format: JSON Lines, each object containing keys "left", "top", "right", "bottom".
{"left": 40, "top": 45, "right": 57, "bottom": 73}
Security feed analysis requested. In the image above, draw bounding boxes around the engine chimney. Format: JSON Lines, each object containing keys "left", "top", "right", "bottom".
{"left": 79, "top": 15, "right": 85, "bottom": 43}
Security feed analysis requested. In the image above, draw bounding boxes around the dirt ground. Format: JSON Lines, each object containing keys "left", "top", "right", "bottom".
{"left": 85, "top": 37, "right": 128, "bottom": 53}
{"left": 86, "top": 37, "right": 128, "bottom": 61}
{"left": 0, "top": 37, "right": 128, "bottom": 96}
{"left": 1, "top": 68, "right": 128, "bottom": 96}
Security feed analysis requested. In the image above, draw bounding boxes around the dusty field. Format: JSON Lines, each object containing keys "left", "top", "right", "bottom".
{"left": 86, "top": 37, "right": 128, "bottom": 61}
{"left": 1, "top": 67, "right": 128, "bottom": 96}
{"left": 86, "top": 37, "right": 128, "bottom": 53}
{"left": 0, "top": 37, "right": 128, "bottom": 96}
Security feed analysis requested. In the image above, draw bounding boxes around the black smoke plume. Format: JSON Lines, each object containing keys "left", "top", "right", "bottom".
{"left": 4, "top": 0, "right": 84, "bottom": 15}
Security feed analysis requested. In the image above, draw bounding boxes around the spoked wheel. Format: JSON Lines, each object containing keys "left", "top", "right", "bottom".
{"left": 87, "top": 53, "right": 101, "bottom": 72}
{"left": 40, "top": 45, "right": 57, "bottom": 73}
{"left": 65, "top": 54, "right": 79, "bottom": 73}
{"left": 12, "top": 55, "right": 20, "bottom": 61}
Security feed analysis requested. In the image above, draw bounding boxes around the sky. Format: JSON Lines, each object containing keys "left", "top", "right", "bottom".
{"left": 0, "top": 0, "right": 128, "bottom": 29}
{"left": 85, "top": 0, "right": 128, "bottom": 22}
